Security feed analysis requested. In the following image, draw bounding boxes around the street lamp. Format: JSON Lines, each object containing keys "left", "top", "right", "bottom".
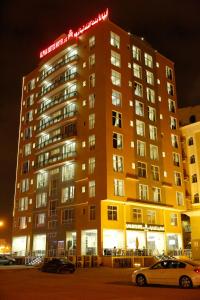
{"left": 0, "top": 220, "right": 4, "bottom": 227}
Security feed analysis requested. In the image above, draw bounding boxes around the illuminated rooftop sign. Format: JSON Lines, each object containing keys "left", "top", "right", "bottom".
{"left": 40, "top": 8, "right": 109, "bottom": 59}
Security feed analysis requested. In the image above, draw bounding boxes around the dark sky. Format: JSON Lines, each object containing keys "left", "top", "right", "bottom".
{"left": 1, "top": 0, "right": 200, "bottom": 240}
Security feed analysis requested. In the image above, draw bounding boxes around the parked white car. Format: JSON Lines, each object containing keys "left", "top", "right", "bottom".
{"left": 132, "top": 259, "right": 200, "bottom": 288}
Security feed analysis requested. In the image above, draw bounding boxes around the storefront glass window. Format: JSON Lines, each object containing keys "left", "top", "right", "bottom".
{"left": 81, "top": 229, "right": 97, "bottom": 255}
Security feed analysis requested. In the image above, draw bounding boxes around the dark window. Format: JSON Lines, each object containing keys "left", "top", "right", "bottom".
{"left": 189, "top": 115, "right": 196, "bottom": 124}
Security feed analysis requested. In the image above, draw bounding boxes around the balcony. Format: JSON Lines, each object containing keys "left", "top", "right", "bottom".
{"left": 37, "top": 110, "right": 77, "bottom": 132}
{"left": 35, "top": 151, "right": 77, "bottom": 169}
{"left": 36, "top": 127, "right": 77, "bottom": 150}
{"left": 39, "top": 54, "right": 79, "bottom": 81}
{"left": 38, "top": 72, "right": 78, "bottom": 98}
{"left": 39, "top": 91, "right": 78, "bottom": 115}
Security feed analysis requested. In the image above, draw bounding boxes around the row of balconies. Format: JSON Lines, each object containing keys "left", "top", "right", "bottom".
{"left": 35, "top": 151, "right": 77, "bottom": 169}
{"left": 37, "top": 110, "right": 77, "bottom": 132}
{"left": 39, "top": 91, "right": 78, "bottom": 115}
{"left": 39, "top": 54, "right": 79, "bottom": 81}
{"left": 36, "top": 125, "right": 77, "bottom": 149}
{"left": 38, "top": 72, "right": 78, "bottom": 98}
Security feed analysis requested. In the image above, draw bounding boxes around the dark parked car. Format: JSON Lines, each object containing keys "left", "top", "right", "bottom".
{"left": 0, "top": 255, "right": 16, "bottom": 265}
{"left": 40, "top": 258, "right": 75, "bottom": 274}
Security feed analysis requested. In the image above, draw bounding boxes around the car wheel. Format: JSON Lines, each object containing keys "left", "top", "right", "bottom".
{"left": 9, "top": 261, "right": 13, "bottom": 265}
{"left": 69, "top": 268, "right": 75, "bottom": 274}
{"left": 179, "top": 276, "right": 193, "bottom": 289}
{"left": 136, "top": 274, "right": 146, "bottom": 287}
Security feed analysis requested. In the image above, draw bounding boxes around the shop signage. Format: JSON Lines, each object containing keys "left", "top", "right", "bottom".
{"left": 40, "top": 8, "right": 109, "bottom": 59}
{"left": 126, "top": 223, "right": 165, "bottom": 232}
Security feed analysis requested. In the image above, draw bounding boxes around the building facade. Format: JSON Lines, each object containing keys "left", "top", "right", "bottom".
{"left": 179, "top": 106, "right": 200, "bottom": 259}
{"left": 12, "top": 10, "right": 186, "bottom": 257}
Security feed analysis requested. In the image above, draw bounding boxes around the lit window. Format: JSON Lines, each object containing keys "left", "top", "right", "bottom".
{"left": 171, "top": 134, "right": 178, "bottom": 148}
{"left": 110, "top": 32, "right": 120, "bottom": 49}
{"left": 139, "top": 184, "right": 148, "bottom": 201}
{"left": 112, "top": 111, "right": 122, "bottom": 128}
{"left": 174, "top": 172, "right": 182, "bottom": 186}
{"left": 113, "top": 155, "right": 123, "bottom": 172}
{"left": 89, "top": 36, "right": 95, "bottom": 48}
{"left": 135, "top": 100, "right": 144, "bottom": 116}
{"left": 61, "top": 186, "right": 75, "bottom": 203}
{"left": 146, "top": 87, "right": 155, "bottom": 103}
{"left": 170, "top": 213, "right": 178, "bottom": 226}
{"left": 113, "top": 132, "right": 123, "bottom": 149}
{"left": 89, "top": 157, "right": 95, "bottom": 174}
{"left": 114, "top": 179, "right": 124, "bottom": 196}
{"left": 18, "top": 197, "right": 28, "bottom": 211}
{"left": 112, "top": 90, "right": 122, "bottom": 107}
{"left": 36, "top": 213, "right": 46, "bottom": 227}
{"left": 89, "top": 54, "right": 95, "bottom": 67}
{"left": 89, "top": 113, "right": 95, "bottom": 129}
{"left": 62, "top": 164, "right": 75, "bottom": 181}
{"left": 149, "top": 125, "right": 157, "bottom": 140}
{"left": 19, "top": 216, "right": 27, "bottom": 229}
{"left": 166, "top": 66, "right": 173, "bottom": 80}
{"left": 146, "top": 70, "right": 154, "bottom": 85}
{"left": 107, "top": 205, "right": 117, "bottom": 220}
{"left": 152, "top": 187, "right": 161, "bottom": 202}
{"left": 148, "top": 106, "right": 156, "bottom": 121}
{"left": 136, "top": 120, "right": 145, "bottom": 136}
{"left": 173, "top": 152, "right": 180, "bottom": 166}
{"left": 133, "top": 63, "right": 142, "bottom": 78}
{"left": 111, "top": 50, "right": 121, "bottom": 67}
{"left": 133, "top": 208, "right": 142, "bottom": 223}
{"left": 176, "top": 192, "right": 184, "bottom": 206}
{"left": 150, "top": 145, "right": 159, "bottom": 160}
{"left": 168, "top": 99, "right": 176, "bottom": 112}
{"left": 144, "top": 53, "right": 153, "bottom": 68}
{"left": 36, "top": 193, "right": 47, "bottom": 208}
{"left": 147, "top": 210, "right": 156, "bottom": 224}
{"left": 167, "top": 82, "right": 174, "bottom": 96}
{"left": 170, "top": 117, "right": 177, "bottom": 130}
{"left": 151, "top": 165, "right": 160, "bottom": 181}
{"left": 89, "top": 135, "right": 95, "bottom": 150}
{"left": 21, "top": 178, "right": 29, "bottom": 192}
{"left": 89, "top": 181, "right": 95, "bottom": 197}
{"left": 89, "top": 94, "right": 95, "bottom": 109}
{"left": 89, "top": 73, "right": 95, "bottom": 88}
{"left": 137, "top": 140, "right": 146, "bottom": 157}
{"left": 134, "top": 82, "right": 143, "bottom": 97}
{"left": 137, "top": 162, "right": 147, "bottom": 178}
{"left": 132, "top": 46, "right": 141, "bottom": 61}
{"left": 111, "top": 70, "right": 121, "bottom": 86}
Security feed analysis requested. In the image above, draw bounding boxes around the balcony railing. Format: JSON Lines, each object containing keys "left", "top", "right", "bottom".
{"left": 40, "top": 54, "right": 79, "bottom": 81}
{"left": 35, "top": 151, "right": 77, "bottom": 169}
{"left": 39, "top": 91, "right": 78, "bottom": 115}
{"left": 36, "top": 130, "right": 77, "bottom": 149}
{"left": 38, "top": 72, "right": 78, "bottom": 98}
{"left": 37, "top": 110, "right": 77, "bottom": 132}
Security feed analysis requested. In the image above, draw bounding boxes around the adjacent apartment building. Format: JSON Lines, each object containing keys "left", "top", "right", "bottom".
{"left": 12, "top": 9, "right": 186, "bottom": 257}
{"left": 179, "top": 105, "right": 200, "bottom": 259}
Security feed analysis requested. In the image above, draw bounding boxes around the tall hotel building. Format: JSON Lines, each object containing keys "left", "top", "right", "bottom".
{"left": 12, "top": 10, "right": 186, "bottom": 257}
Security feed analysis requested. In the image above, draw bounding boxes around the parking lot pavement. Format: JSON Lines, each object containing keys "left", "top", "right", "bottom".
{"left": 0, "top": 267, "right": 200, "bottom": 300}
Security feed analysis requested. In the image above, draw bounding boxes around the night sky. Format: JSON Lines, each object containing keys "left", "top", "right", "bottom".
{"left": 1, "top": 0, "right": 200, "bottom": 241}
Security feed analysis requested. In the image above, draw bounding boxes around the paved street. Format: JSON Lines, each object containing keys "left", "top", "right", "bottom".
{"left": 0, "top": 266, "right": 199, "bottom": 300}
